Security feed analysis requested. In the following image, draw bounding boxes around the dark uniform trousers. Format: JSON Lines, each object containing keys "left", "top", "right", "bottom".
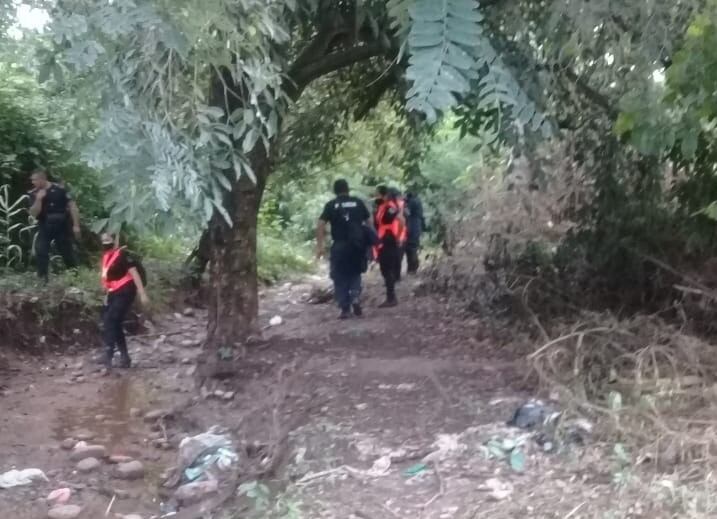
{"left": 378, "top": 236, "right": 400, "bottom": 302}
{"left": 405, "top": 241, "right": 420, "bottom": 273}
{"left": 330, "top": 242, "right": 363, "bottom": 312}
{"left": 36, "top": 220, "right": 76, "bottom": 280}
{"left": 102, "top": 284, "right": 136, "bottom": 367}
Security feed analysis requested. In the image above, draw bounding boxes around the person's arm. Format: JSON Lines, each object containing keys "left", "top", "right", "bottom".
{"left": 29, "top": 190, "right": 45, "bottom": 218}
{"left": 68, "top": 200, "right": 81, "bottom": 239}
{"left": 129, "top": 267, "right": 149, "bottom": 305}
{"left": 316, "top": 219, "right": 327, "bottom": 259}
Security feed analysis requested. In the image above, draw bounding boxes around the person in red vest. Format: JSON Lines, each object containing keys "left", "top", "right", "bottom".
{"left": 99, "top": 232, "right": 149, "bottom": 372}
{"left": 389, "top": 187, "right": 408, "bottom": 282}
{"left": 374, "top": 186, "right": 405, "bottom": 307}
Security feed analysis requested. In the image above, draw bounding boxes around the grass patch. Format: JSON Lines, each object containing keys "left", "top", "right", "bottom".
{"left": 258, "top": 235, "right": 314, "bottom": 284}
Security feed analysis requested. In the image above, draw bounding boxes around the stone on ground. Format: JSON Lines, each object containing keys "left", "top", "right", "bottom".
{"left": 47, "top": 505, "right": 83, "bottom": 519}
{"left": 115, "top": 461, "right": 145, "bottom": 480}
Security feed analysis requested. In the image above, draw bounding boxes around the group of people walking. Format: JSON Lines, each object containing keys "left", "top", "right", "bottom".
{"left": 316, "top": 179, "right": 425, "bottom": 319}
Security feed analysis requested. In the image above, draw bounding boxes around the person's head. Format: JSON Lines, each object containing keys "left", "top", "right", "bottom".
{"left": 388, "top": 187, "right": 401, "bottom": 200}
{"left": 30, "top": 169, "right": 49, "bottom": 190}
{"left": 333, "top": 179, "right": 349, "bottom": 196}
{"left": 376, "top": 185, "right": 388, "bottom": 200}
{"left": 100, "top": 232, "right": 116, "bottom": 251}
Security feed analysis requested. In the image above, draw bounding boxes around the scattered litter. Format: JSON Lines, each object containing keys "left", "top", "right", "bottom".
{"left": 403, "top": 463, "right": 427, "bottom": 477}
{"left": 483, "top": 436, "right": 529, "bottom": 472}
{"left": 507, "top": 399, "right": 560, "bottom": 429}
{"left": 175, "top": 479, "right": 219, "bottom": 505}
{"left": 509, "top": 449, "right": 526, "bottom": 472}
{"left": 482, "top": 478, "right": 514, "bottom": 500}
{"left": 166, "top": 427, "right": 238, "bottom": 489}
{"left": 423, "top": 433, "right": 465, "bottom": 463}
{"left": 366, "top": 455, "right": 391, "bottom": 477}
{"left": 47, "top": 488, "right": 72, "bottom": 504}
{"left": 0, "top": 468, "right": 48, "bottom": 488}
{"left": 269, "top": 315, "right": 283, "bottom": 327}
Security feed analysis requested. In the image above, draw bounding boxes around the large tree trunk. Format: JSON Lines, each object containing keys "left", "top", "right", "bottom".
{"left": 201, "top": 146, "right": 270, "bottom": 376}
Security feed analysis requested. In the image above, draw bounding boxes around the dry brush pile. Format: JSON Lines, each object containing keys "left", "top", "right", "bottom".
{"left": 425, "top": 143, "right": 717, "bottom": 476}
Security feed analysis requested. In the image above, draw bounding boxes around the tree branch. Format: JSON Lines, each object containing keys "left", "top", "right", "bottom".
{"left": 287, "top": 41, "right": 388, "bottom": 99}
{"left": 353, "top": 67, "right": 399, "bottom": 120}
{"left": 561, "top": 66, "right": 618, "bottom": 119}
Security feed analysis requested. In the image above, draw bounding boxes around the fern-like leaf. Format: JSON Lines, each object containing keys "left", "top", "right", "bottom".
{"left": 405, "top": 0, "right": 482, "bottom": 122}
{"left": 405, "top": 0, "right": 551, "bottom": 135}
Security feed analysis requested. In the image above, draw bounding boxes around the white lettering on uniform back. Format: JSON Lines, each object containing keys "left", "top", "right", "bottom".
{"left": 340, "top": 201, "right": 358, "bottom": 208}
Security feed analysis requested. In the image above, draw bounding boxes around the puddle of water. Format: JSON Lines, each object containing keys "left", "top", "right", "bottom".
{"left": 52, "top": 376, "right": 155, "bottom": 448}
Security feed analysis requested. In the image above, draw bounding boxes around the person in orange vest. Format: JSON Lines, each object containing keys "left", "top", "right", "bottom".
{"left": 99, "top": 232, "right": 149, "bottom": 372}
{"left": 374, "top": 186, "right": 405, "bottom": 307}
{"left": 389, "top": 187, "right": 408, "bottom": 282}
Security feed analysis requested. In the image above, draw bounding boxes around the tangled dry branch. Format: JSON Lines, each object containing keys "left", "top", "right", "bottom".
{"left": 530, "top": 313, "right": 717, "bottom": 469}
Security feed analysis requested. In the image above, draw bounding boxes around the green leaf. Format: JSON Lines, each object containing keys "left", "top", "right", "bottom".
{"left": 681, "top": 129, "right": 699, "bottom": 158}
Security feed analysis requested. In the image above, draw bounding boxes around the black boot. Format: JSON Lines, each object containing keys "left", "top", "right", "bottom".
{"left": 339, "top": 308, "right": 352, "bottom": 320}
{"left": 352, "top": 303, "right": 363, "bottom": 317}
{"left": 378, "top": 298, "right": 398, "bottom": 308}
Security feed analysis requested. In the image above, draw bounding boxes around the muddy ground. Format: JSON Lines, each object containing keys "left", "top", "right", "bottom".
{"left": 0, "top": 272, "right": 694, "bottom": 518}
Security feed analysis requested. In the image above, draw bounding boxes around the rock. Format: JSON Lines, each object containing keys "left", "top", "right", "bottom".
{"left": 186, "top": 365, "right": 197, "bottom": 377}
{"left": 46, "top": 488, "right": 72, "bottom": 505}
{"left": 144, "top": 409, "right": 169, "bottom": 422}
{"left": 222, "top": 391, "right": 235, "bottom": 401}
{"left": 115, "top": 461, "right": 145, "bottom": 480}
{"left": 77, "top": 457, "right": 101, "bottom": 473}
{"left": 175, "top": 479, "right": 219, "bottom": 505}
{"left": 60, "top": 439, "right": 76, "bottom": 451}
{"left": 129, "top": 408, "right": 141, "bottom": 418}
{"left": 269, "top": 315, "right": 283, "bottom": 326}
{"left": 183, "top": 307, "right": 195, "bottom": 316}
{"left": 108, "top": 455, "right": 133, "bottom": 464}
{"left": 47, "top": 505, "right": 83, "bottom": 519}
{"left": 94, "top": 414, "right": 107, "bottom": 421}
{"left": 70, "top": 445, "right": 107, "bottom": 462}
{"left": 73, "top": 430, "right": 95, "bottom": 441}
{"left": 181, "top": 358, "right": 192, "bottom": 365}
{"left": 122, "top": 515, "right": 144, "bottom": 519}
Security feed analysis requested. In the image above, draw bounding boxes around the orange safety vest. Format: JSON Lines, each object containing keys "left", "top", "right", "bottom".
{"left": 373, "top": 200, "right": 402, "bottom": 258}
{"left": 396, "top": 197, "right": 408, "bottom": 244}
{"left": 101, "top": 249, "right": 134, "bottom": 292}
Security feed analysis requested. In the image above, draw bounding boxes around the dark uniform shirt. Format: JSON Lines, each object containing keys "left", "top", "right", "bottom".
{"left": 320, "top": 195, "right": 370, "bottom": 242}
{"left": 28, "top": 183, "right": 72, "bottom": 225}
{"left": 405, "top": 194, "right": 425, "bottom": 244}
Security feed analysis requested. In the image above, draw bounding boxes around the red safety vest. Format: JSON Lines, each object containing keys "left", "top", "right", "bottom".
{"left": 396, "top": 197, "right": 408, "bottom": 244}
{"left": 102, "top": 249, "right": 134, "bottom": 292}
{"left": 373, "top": 200, "right": 402, "bottom": 258}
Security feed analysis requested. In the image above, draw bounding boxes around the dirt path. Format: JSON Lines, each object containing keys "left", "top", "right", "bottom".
{"left": 0, "top": 273, "right": 659, "bottom": 519}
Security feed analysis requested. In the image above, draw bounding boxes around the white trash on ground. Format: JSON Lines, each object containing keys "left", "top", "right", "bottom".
{"left": 0, "top": 468, "right": 48, "bottom": 489}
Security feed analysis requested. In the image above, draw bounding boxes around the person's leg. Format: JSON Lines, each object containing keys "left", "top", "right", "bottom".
{"left": 35, "top": 225, "right": 51, "bottom": 281}
{"left": 395, "top": 245, "right": 404, "bottom": 282}
{"left": 102, "top": 294, "right": 120, "bottom": 369}
{"left": 54, "top": 228, "right": 76, "bottom": 270}
{"left": 113, "top": 289, "right": 136, "bottom": 368}
{"left": 406, "top": 242, "right": 419, "bottom": 273}
{"left": 330, "top": 249, "right": 351, "bottom": 317}
{"left": 379, "top": 248, "right": 397, "bottom": 306}
{"left": 349, "top": 273, "right": 363, "bottom": 316}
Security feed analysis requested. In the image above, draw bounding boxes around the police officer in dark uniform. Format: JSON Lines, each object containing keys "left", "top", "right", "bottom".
{"left": 404, "top": 191, "right": 426, "bottom": 274}
{"left": 28, "top": 169, "right": 81, "bottom": 281}
{"left": 316, "top": 179, "right": 372, "bottom": 319}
